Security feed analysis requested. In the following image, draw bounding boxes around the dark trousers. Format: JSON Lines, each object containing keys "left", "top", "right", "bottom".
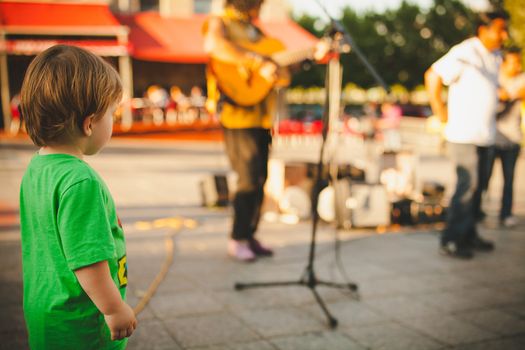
{"left": 473, "top": 146, "right": 493, "bottom": 219}
{"left": 487, "top": 144, "right": 521, "bottom": 220}
{"left": 223, "top": 128, "right": 271, "bottom": 241}
{"left": 443, "top": 143, "right": 479, "bottom": 246}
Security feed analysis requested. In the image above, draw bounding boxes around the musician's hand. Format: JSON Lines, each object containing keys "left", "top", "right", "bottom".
{"left": 259, "top": 60, "right": 278, "bottom": 83}
{"left": 313, "top": 39, "right": 331, "bottom": 61}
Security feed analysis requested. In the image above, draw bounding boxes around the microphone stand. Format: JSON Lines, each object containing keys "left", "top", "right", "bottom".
{"left": 234, "top": 1, "right": 390, "bottom": 329}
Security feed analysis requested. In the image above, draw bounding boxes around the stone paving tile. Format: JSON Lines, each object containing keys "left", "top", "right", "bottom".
{"left": 455, "top": 309, "right": 525, "bottom": 337}
{"left": 0, "top": 330, "right": 29, "bottom": 350}
{"left": 343, "top": 322, "right": 444, "bottom": 350}
{"left": 127, "top": 319, "right": 183, "bottom": 350}
{"left": 450, "top": 335, "right": 525, "bottom": 350}
{"left": 149, "top": 290, "right": 224, "bottom": 318}
{"left": 0, "top": 304, "right": 26, "bottom": 332}
{"left": 302, "top": 300, "right": 386, "bottom": 328}
{"left": 398, "top": 314, "right": 499, "bottom": 346}
{"left": 212, "top": 286, "right": 317, "bottom": 312}
{"left": 362, "top": 295, "right": 444, "bottom": 320}
{"left": 204, "top": 289, "right": 272, "bottom": 312}
{"left": 459, "top": 264, "right": 525, "bottom": 286}
{"left": 421, "top": 271, "right": 482, "bottom": 292}
{"left": 170, "top": 260, "right": 258, "bottom": 292}
{"left": 155, "top": 273, "right": 202, "bottom": 295}
{"left": 233, "top": 307, "right": 325, "bottom": 338}
{"left": 415, "top": 287, "right": 518, "bottom": 315}
{"left": 261, "top": 284, "right": 345, "bottom": 307}
{"left": 168, "top": 258, "right": 236, "bottom": 279}
{"left": 188, "top": 340, "right": 276, "bottom": 350}
{"left": 235, "top": 262, "right": 310, "bottom": 285}
{"left": 163, "top": 313, "right": 260, "bottom": 348}
{"left": 318, "top": 262, "right": 398, "bottom": 282}
{"left": 457, "top": 286, "right": 523, "bottom": 308}
{"left": 500, "top": 302, "right": 525, "bottom": 319}
{"left": 0, "top": 284, "right": 23, "bottom": 314}
{"left": 357, "top": 274, "right": 446, "bottom": 299}
{"left": 271, "top": 331, "right": 365, "bottom": 350}
{"left": 414, "top": 290, "right": 488, "bottom": 314}
{"left": 498, "top": 281, "right": 525, "bottom": 303}
{"left": 226, "top": 340, "right": 277, "bottom": 350}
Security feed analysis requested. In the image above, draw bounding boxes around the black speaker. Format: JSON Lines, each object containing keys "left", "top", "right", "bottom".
{"left": 391, "top": 198, "right": 415, "bottom": 226}
{"left": 306, "top": 162, "right": 366, "bottom": 182}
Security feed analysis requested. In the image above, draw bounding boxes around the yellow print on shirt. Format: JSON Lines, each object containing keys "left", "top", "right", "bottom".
{"left": 118, "top": 255, "right": 127, "bottom": 287}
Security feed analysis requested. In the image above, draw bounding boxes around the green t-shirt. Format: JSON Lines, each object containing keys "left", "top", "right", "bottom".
{"left": 20, "top": 153, "right": 128, "bottom": 350}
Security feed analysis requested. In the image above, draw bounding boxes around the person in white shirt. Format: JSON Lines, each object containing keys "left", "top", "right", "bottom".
{"left": 425, "top": 11, "right": 508, "bottom": 259}
{"left": 486, "top": 48, "right": 525, "bottom": 228}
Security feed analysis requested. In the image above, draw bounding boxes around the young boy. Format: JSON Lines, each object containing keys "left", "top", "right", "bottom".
{"left": 19, "top": 45, "right": 137, "bottom": 349}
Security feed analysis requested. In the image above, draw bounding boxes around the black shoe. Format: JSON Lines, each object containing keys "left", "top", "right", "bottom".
{"left": 248, "top": 239, "right": 274, "bottom": 257}
{"left": 468, "top": 236, "right": 495, "bottom": 252}
{"left": 439, "top": 242, "right": 474, "bottom": 259}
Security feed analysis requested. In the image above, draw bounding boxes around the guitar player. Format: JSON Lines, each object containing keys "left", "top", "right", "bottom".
{"left": 203, "top": 0, "right": 327, "bottom": 262}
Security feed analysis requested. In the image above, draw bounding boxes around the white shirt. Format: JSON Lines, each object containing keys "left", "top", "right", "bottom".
{"left": 432, "top": 37, "right": 501, "bottom": 146}
{"left": 496, "top": 73, "right": 525, "bottom": 146}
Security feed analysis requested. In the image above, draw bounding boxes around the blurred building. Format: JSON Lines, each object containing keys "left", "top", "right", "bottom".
{"left": 0, "top": 0, "right": 133, "bottom": 130}
{"left": 113, "top": 0, "right": 289, "bottom": 20}
{"left": 0, "top": 0, "right": 315, "bottom": 131}
{"left": 114, "top": 0, "right": 302, "bottom": 97}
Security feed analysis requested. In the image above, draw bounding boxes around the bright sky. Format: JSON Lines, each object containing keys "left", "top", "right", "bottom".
{"left": 288, "top": 0, "right": 491, "bottom": 19}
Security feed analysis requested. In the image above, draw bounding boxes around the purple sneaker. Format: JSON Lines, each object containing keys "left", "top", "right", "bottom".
{"left": 249, "top": 238, "right": 274, "bottom": 257}
{"left": 228, "top": 240, "right": 256, "bottom": 262}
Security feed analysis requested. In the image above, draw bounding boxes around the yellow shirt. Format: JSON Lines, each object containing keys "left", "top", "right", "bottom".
{"left": 204, "top": 10, "right": 278, "bottom": 129}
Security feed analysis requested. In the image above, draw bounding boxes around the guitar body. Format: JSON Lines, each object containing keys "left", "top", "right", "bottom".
{"left": 210, "top": 36, "right": 286, "bottom": 107}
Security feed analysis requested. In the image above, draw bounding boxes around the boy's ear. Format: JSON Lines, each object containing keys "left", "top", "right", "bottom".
{"left": 82, "top": 115, "right": 95, "bottom": 137}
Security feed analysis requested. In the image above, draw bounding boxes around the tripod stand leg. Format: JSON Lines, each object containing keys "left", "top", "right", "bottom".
{"left": 310, "top": 287, "right": 338, "bottom": 328}
{"left": 316, "top": 279, "right": 359, "bottom": 292}
{"left": 234, "top": 280, "right": 302, "bottom": 291}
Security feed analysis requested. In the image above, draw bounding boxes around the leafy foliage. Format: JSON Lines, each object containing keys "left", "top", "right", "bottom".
{"left": 505, "top": 0, "right": 525, "bottom": 50}
{"left": 293, "top": 0, "right": 476, "bottom": 88}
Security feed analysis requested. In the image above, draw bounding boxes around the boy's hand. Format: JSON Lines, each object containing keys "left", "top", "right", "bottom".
{"left": 74, "top": 261, "right": 138, "bottom": 341}
{"left": 104, "top": 302, "right": 137, "bottom": 341}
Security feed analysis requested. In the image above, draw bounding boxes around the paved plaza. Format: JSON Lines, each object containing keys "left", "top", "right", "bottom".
{"left": 1, "top": 137, "right": 525, "bottom": 350}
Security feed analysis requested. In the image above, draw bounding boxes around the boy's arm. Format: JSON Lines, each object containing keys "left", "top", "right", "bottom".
{"left": 75, "top": 261, "right": 137, "bottom": 341}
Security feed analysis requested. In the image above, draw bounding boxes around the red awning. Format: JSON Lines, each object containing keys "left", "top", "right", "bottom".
{"left": 0, "top": 1, "right": 121, "bottom": 29}
{"left": 117, "top": 13, "right": 208, "bottom": 63}
{"left": 119, "top": 12, "right": 319, "bottom": 63}
{"left": 0, "top": 1, "right": 128, "bottom": 56}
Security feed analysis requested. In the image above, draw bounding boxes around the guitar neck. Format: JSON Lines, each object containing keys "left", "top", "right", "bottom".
{"left": 271, "top": 47, "right": 314, "bottom": 67}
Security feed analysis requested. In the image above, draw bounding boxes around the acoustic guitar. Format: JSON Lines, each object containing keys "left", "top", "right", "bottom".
{"left": 209, "top": 36, "right": 322, "bottom": 107}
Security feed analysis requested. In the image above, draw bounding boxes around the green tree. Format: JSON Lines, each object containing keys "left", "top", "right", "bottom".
{"left": 339, "top": 0, "right": 474, "bottom": 89}
{"left": 488, "top": 0, "right": 505, "bottom": 11}
{"left": 505, "top": 0, "right": 525, "bottom": 49}
{"left": 292, "top": 0, "right": 475, "bottom": 89}
{"left": 292, "top": 14, "right": 327, "bottom": 87}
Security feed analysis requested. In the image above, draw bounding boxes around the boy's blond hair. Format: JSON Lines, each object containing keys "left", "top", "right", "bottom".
{"left": 20, "top": 45, "right": 122, "bottom": 147}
